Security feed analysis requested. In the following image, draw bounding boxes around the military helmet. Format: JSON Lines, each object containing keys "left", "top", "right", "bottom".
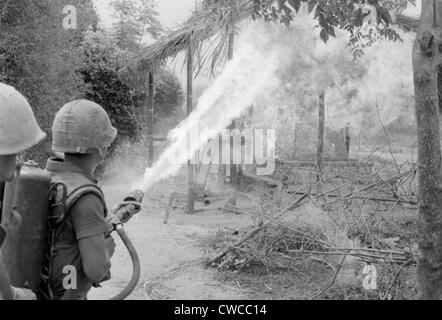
{"left": 0, "top": 82, "right": 46, "bottom": 155}
{"left": 52, "top": 100, "right": 117, "bottom": 155}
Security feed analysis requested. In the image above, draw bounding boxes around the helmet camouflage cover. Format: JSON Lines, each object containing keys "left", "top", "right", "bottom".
{"left": 52, "top": 100, "right": 117, "bottom": 155}
{"left": 0, "top": 82, "right": 46, "bottom": 155}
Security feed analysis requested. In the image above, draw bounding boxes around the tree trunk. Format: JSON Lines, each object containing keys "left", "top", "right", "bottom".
{"left": 413, "top": 0, "right": 442, "bottom": 299}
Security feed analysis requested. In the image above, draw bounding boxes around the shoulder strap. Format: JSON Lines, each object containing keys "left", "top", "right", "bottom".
{"left": 39, "top": 173, "right": 107, "bottom": 300}
{"left": 65, "top": 184, "right": 107, "bottom": 216}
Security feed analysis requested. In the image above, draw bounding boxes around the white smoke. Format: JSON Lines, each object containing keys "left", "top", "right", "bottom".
{"left": 134, "top": 13, "right": 416, "bottom": 191}
{"left": 251, "top": 13, "right": 415, "bottom": 137}
{"left": 136, "top": 24, "right": 281, "bottom": 192}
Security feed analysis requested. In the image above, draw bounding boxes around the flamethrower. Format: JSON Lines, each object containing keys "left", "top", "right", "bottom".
{"left": 1, "top": 160, "right": 146, "bottom": 300}
{"left": 104, "top": 190, "right": 144, "bottom": 300}
{"left": 106, "top": 190, "right": 144, "bottom": 232}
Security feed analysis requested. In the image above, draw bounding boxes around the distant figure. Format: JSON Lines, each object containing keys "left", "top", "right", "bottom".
{"left": 335, "top": 122, "right": 351, "bottom": 161}
{"left": 344, "top": 122, "right": 351, "bottom": 160}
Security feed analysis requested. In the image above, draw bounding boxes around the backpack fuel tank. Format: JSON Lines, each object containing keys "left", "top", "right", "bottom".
{"left": 1, "top": 162, "right": 51, "bottom": 292}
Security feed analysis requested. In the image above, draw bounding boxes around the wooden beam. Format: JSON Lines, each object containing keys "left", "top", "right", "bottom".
{"left": 146, "top": 135, "right": 168, "bottom": 142}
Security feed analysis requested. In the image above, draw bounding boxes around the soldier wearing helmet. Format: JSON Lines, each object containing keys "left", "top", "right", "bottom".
{"left": 0, "top": 82, "right": 46, "bottom": 300}
{"left": 44, "top": 100, "right": 118, "bottom": 300}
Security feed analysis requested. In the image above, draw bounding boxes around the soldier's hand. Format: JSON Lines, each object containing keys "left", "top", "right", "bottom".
{"left": 12, "top": 287, "right": 36, "bottom": 300}
{"left": 111, "top": 201, "right": 141, "bottom": 214}
{"left": 110, "top": 201, "right": 141, "bottom": 224}
{"left": 105, "top": 235, "right": 116, "bottom": 258}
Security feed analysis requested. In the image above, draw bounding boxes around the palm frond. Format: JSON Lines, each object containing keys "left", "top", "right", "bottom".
{"left": 123, "top": 0, "right": 253, "bottom": 80}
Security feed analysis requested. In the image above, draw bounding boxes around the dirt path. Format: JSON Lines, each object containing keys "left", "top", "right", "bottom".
{"left": 88, "top": 180, "right": 253, "bottom": 300}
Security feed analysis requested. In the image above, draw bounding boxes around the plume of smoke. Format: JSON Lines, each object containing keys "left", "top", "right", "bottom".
{"left": 135, "top": 24, "right": 281, "bottom": 192}
{"left": 251, "top": 13, "right": 414, "bottom": 138}
{"left": 134, "top": 13, "right": 415, "bottom": 191}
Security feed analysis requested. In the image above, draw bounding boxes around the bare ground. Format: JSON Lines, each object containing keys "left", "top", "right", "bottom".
{"left": 88, "top": 175, "right": 254, "bottom": 300}
{"left": 88, "top": 159, "right": 419, "bottom": 300}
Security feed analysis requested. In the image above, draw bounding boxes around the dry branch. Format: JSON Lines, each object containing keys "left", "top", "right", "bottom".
{"left": 208, "top": 193, "right": 309, "bottom": 265}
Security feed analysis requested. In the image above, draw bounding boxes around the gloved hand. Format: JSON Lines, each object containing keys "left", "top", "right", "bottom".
{"left": 0, "top": 225, "right": 6, "bottom": 248}
{"left": 92, "top": 237, "right": 115, "bottom": 288}
{"left": 108, "top": 201, "right": 141, "bottom": 225}
{"left": 11, "top": 287, "right": 36, "bottom": 300}
{"left": 92, "top": 270, "right": 111, "bottom": 288}
{"left": 105, "top": 235, "right": 116, "bottom": 258}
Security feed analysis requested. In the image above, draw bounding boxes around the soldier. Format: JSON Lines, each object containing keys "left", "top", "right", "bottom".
{"left": 0, "top": 82, "right": 46, "bottom": 300}
{"left": 344, "top": 122, "right": 351, "bottom": 160}
{"left": 43, "top": 100, "right": 118, "bottom": 300}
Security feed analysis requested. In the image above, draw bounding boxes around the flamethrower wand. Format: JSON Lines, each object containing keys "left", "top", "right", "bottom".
{"left": 104, "top": 190, "right": 144, "bottom": 300}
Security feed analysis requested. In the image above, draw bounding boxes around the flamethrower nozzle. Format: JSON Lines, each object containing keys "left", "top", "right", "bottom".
{"left": 123, "top": 190, "right": 144, "bottom": 203}
{"left": 107, "top": 190, "right": 144, "bottom": 300}
{"left": 106, "top": 190, "right": 144, "bottom": 232}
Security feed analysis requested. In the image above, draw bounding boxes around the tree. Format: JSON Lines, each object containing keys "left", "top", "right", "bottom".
{"left": 151, "top": 68, "right": 184, "bottom": 116}
{"left": 412, "top": 0, "right": 442, "bottom": 299}
{"left": 251, "top": 0, "right": 408, "bottom": 57}
{"left": 78, "top": 31, "right": 184, "bottom": 144}
{"left": 0, "top": 0, "right": 98, "bottom": 163}
{"left": 110, "top": 0, "right": 162, "bottom": 51}
{"left": 78, "top": 31, "right": 141, "bottom": 146}
{"left": 110, "top": 0, "right": 182, "bottom": 133}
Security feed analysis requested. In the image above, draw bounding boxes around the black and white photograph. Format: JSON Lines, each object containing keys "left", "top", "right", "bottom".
{"left": 0, "top": 0, "right": 439, "bottom": 307}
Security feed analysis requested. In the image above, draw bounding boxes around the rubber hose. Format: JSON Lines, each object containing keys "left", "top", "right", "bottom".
{"left": 109, "top": 226, "right": 140, "bottom": 300}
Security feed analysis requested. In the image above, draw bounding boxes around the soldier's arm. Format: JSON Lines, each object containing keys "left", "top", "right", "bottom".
{"left": 0, "top": 253, "right": 13, "bottom": 300}
{"left": 71, "top": 194, "right": 114, "bottom": 283}
{"left": 78, "top": 234, "right": 114, "bottom": 282}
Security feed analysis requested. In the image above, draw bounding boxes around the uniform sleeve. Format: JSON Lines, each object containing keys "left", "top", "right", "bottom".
{"left": 70, "top": 193, "right": 108, "bottom": 240}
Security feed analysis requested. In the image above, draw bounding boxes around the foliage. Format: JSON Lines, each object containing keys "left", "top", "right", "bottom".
{"left": 110, "top": 0, "right": 162, "bottom": 51}
{"left": 78, "top": 31, "right": 141, "bottom": 148}
{"left": 250, "top": 0, "right": 415, "bottom": 58}
{"left": 153, "top": 68, "right": 184, "bottom": 116}
{"left": 110, "top": 0, "right": 183, "bottom": 123}
{"left": 0, "top": 0, "right": 97, "bottom": 163}
{"left": 79, "top": 31, "right": 184, "bottom": 146}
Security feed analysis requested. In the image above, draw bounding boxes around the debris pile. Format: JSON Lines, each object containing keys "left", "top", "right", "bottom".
{"left": 208, "top": 161, "right": 418, "bottom": 298}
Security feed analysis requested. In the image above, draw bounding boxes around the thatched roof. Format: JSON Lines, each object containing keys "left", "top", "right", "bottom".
{"left": 125, "top": 0, "right": 253, "bottom": 77}
{"left": 124, "top": 4, "right": 420, "bottom": 79}
{"left": 396, "top": 14, "right": 419, "bottom": 32}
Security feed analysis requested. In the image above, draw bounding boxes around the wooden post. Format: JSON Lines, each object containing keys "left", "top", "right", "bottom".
{"left": 187, "top": 44, "right": 195, "bottom": 215}
{"left": 227, "top": 29, "right": 237, "bottom": 186}
{"left": 218, "top": 29, "right": 235, "bottom": 186}
{"left": 147, "top": 71, "right": 154, "bottom": 167}
{"left": 316, "top": 90, "right": 325, "bottom": 183}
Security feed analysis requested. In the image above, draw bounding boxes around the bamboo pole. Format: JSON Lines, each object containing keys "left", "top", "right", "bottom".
{"left": 316, "top": 90, "right": 325, "bottom": 183}
{"left": 147, "top": 71, "right": 154, "bottom": 167}
{"left": 218, "top": 29, "right": 236, "bottom": 186}
{"left": 228, "top": 29, "right": 237, "bottom": 186}
{"left": 187, "top": 44, "right": 195, "bottom": 215}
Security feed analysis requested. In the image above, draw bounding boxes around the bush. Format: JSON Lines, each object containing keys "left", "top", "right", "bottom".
{"left": 78, "top": 31, "right": 142, "bottom": 154}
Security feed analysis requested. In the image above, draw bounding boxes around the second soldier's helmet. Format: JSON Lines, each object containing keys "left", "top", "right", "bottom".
{"left": 0, "top": 82, "right": 46, "bottom": 155}
{"left": 52, "top": 100, "right": 117, "bottom": 156}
